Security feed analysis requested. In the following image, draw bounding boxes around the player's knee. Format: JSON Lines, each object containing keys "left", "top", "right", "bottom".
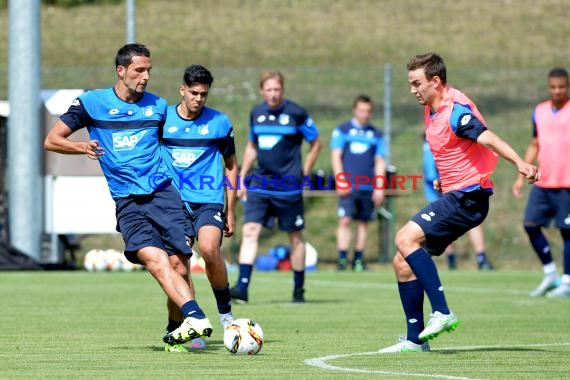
{"left": 394, "top": 228, "right": 413, "bottom": 253}
{"left": 242, "top": 223, "right": 261, "bottom": 242}
{"left": 338, "top": 217, "right": 351, "bottom": 228}
{"left": 198, "top": 246, "right": 221, "bottom": 263}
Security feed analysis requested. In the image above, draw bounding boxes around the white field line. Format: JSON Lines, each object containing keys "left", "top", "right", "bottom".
{"left": 254, "top": 277, "right": 530, "bottom": 296}
{"left": 304, "top": 351, "right": 478, "bottom": 379}
{"left": 304, "top": 342, "right": 570, "bottom": 379}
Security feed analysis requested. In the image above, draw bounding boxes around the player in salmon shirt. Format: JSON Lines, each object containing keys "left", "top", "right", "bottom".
{"left": 379, "top": 52, "right": 539, "bottom": 353}
{"left": 513, "top": 67, "right": 570, "bottom": 298}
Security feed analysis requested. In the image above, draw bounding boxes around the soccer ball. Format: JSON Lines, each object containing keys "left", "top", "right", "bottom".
{"left": 223, "top": 318, "right": 264, "bottom": 355}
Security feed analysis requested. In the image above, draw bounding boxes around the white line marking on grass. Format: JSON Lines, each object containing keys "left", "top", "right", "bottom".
{"left": 304, "top": 342, "right": 570, "bottom": 379}
{"left": 255, "top": 277, "right": 530, "bottom": 296}
{"left": 304, "top": 351, "right": 477, "bottom": 379}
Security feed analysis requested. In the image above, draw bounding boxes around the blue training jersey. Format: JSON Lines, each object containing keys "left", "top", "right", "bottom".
{"left": 59, "top": 87, "right": 169, "bottom": 199}
{"left": 330, "top": 119, "right": 385, "bottom": 191}
{"left": 248, "top": 99, "right": 319, "bottom": 195}
{"left": 422, "top": 139, "right": 441, "bottom": 202}
{"left": 161, "top": 105, "right": 236, "bottom": 206}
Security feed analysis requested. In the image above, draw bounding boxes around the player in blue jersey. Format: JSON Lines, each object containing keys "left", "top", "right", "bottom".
{"left": 44, "top": 44, "right": 212, "bottom": 353}
{"left": 229, "top": 70, "right": 322, "bottom": 303}
{"left": 330, "top": 95, "right": 386, "bottom": 272}
{"left": 161, "top": 65, "right": 238, "bottom": 348}
{"left": 422, "top": 137, "right": 494, "bottom": 271}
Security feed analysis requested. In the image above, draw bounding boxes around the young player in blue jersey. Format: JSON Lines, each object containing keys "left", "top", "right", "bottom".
{"left": 44, "top": 44, "right": 212, "bottom": 353}
{"left": 330, "top": 95, "right": 386, "bottom": 272}
{"left": 422, "top": 137, "right": 494, "bottom": 271}
{"left": 161, "top": 65, "right": 238, "bottom": 349}
{"left": 230, "top": 70, "right": 322, "bottom": 303}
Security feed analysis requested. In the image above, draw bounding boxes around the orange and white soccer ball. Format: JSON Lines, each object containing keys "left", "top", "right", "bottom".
{"left": 223, "top": 318, "right": 264, "bottom": 355}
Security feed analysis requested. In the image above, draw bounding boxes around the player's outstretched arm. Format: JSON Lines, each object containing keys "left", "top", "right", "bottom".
{"left": 477, "top": 130, "right": 539, "bottom": 182}
{"left": 512, "top": 137, "right": 539, "bottom": 198}
{"left": 44, "top": 120, "right": 104, "bottom": 160}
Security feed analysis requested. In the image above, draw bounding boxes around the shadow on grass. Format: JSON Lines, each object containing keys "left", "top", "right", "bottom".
{"left": 147, "top": 340, "right": 225, "bottom": 353}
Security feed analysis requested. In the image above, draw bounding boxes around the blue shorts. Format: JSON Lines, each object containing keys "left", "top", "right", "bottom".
{"left": 185, "top": 203, "right": 225, "bottom": 240}
{"left": 524, "top": 186, "right": 570, "bottom": 228}
{"left": 244, "top": 191, "right": 304, "bottom": 232}
{"left": 337, "top": 191, "right": 376, "bottom": 221}
{"left": 411, "top": 190, "right": 491, "bottom": 256}
{"left": 115, "top": 184, "right": 192, "bottom": 264}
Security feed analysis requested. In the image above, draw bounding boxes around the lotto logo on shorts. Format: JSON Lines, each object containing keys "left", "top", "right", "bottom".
{"left": 112, "top": 130, "right": 147, "bottom": 151}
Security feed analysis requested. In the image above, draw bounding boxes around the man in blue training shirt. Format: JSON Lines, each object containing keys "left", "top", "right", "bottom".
{"left": 44, "top": 43, "right": 212, "bottom": 353}
{"left": 330, "top": 95, "right": 386, "bottom": 272}
{"left": 230, "top": 70, "right": 322, "bottom": 303}
{"left": 161, "top": 65, "right": 238, "bottom": 349}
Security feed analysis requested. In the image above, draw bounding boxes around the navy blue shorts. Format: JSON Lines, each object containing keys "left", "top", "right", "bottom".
{"left": 524, "top": 186, "right": 570, "bottom": 228}
{"left": 337, "top": 190, "right": 376, "bottom": 221}
{"left": 411, "top": 190, "right": 491, "bottom": 256}
{"left": 115, "top": 184, "right": 192, "bottom": 264}
{"left": 185, "top": 203, "right": 225, "bottom": 240}
{"left": 244, "top": 191, "right": 304, "bottom": 232}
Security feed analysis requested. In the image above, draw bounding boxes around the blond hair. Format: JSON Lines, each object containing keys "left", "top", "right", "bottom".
{"left": 259, "top": 70, "right": 284, "bottom": 89}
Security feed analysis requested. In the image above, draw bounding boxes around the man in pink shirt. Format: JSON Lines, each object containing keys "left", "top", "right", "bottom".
{"left": 379, "top": 52, "right": 539, "bottom": 353}
{"left": 513, "top": 67, "right": 570, "bottom": 298}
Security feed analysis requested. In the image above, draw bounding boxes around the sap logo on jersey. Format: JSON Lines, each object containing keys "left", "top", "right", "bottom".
{"left": 257, "top": 135, "right": 281, "bottom": 150}
{"left": 112, "top": 130, "right": 147, "bottom": 151}
{"left": 172, "top": 149, "right": 204, "bottom": 168}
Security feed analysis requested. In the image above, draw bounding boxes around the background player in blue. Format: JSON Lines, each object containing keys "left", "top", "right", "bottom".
{"left": 44, "top": 44, "right": 212, "bottom": 353}
{"left": 230, "top": 70, "right": 322, "bottom": 303}
{"left": 161, "top": 65, "right": 238, "bottom": 348}
{"left": 422, "top": 136, "right": 494, "bottom": 271}
{"left": 330, "top": 95, "right": 386, "bottom": 272}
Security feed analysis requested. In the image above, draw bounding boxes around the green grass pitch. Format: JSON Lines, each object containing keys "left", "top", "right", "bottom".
{"left": 0, "top": 269, "right": 568, "bottom": 379}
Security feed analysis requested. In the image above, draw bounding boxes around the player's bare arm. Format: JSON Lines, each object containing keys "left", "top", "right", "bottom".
{"left": 303, "top": 136, "right": 322, "bottom": 176}
{"left": 477, "top": 129, "right": 539, "bottom": 182}
{"left": 224, "top": 154, "right": 238, "bottom": 237}
{"left": 44, "top": 119, "right": 104, "bottom": 160}
{"left": 237, "top": 141, "right": 257, "bottom": 200}
{"left": 512, "top": 137, "right": 539, "bottom": 198}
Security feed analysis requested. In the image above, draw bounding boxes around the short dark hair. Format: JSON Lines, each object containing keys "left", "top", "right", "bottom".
{"left": 407, "top": 52, "right": 447, "bottom": 84}
{"left": 548, "top": 67, "right": 569, "bottom": 80}
{"left": 353, "top": 94, "right": 373, "bottom": 108}
{"left": 183, "top": 65, "right": 214, "bottom": 87}
{"left": 115, "top": 43, "right": 150, "bottom": 69}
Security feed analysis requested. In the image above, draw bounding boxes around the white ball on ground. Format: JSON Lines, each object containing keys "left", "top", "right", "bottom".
{"left": 223, "top": 318, "right": 264, "bottom": 355}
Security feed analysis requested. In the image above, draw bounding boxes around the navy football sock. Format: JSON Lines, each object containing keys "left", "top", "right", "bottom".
{"left": 237, "top": 264, "right": 253, "bottom": 291}
{"left": 212, "top": 284, "right": 232, "bottom": 314}
{"left": 405, "top": 248, "right": 450, "bottom": 314}
{"left": 561, "top": 229, "right": 570, "bottom": 276}
{"left": 166, "top": 318, "right": 182, "bottom": 333}
{"left": 180, "top": 300, "right": 206, "bottom": 319}
{"left": 398, "top": 279, "right": 425, "bottom": 344}
{"left": 293, "top": 270, "right": 304, "bottom": 289}
{"left": 524, "top": 226, "right": 553, "bottom": 265}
